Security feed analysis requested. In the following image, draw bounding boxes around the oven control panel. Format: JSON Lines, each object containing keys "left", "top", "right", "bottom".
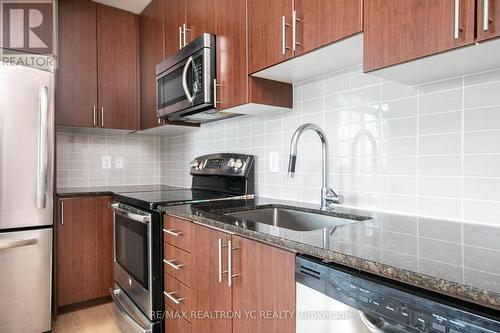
{"left": 190, "top": 153, "right": 254, "bottom": 178}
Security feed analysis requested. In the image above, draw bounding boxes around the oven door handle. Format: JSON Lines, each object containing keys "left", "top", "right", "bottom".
{"left": 181, "top": 56, "right": 195, "bottom": 103}
{"left": 111, "top": 203, "right": 151, "bottom": 224}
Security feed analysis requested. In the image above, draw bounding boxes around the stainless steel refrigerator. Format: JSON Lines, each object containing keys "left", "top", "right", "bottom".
{"left": 0, "top": 54, "right": 54, "bottom": 332}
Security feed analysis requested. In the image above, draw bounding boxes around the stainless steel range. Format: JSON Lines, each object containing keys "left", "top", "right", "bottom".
{"left": 110, "top": 153, "right": 255, "bottom": 333}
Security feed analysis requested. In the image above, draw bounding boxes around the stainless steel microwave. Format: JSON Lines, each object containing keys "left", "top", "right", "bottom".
{"left": 156, "top": 33, "right": 240, "bottom": 123}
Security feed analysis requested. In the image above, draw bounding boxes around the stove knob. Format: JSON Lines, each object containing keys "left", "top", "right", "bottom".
{"left": 228, "top": 158, "right": 236, "bottom": 168}
{"left": 190, "top": 160, "right": 201, "bottom": 169}
{"left": 234, "top": 159, "right": 244, "bottom": 169}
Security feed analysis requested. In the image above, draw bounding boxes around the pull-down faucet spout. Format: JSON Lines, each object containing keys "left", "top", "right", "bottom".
{"left": 287, "top": 123, "right": 343, "bottom": 210}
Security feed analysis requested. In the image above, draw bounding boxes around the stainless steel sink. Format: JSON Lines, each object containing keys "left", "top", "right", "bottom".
{"left": 226, "top": 207, "right": 366, "bottom": 232}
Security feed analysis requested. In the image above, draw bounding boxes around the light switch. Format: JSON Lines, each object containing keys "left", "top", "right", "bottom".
{"left": 115, "top": 156, "right": 124, "bottom": 169}
{"left": 102, "top": 155, "right": 111, "bottom": 169}
{"left": 269, "top": 151, "right": 280, "bottom": 173}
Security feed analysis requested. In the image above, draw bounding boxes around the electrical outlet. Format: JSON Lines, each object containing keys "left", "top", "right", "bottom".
{"left": 269, "top": 151, "right": 280, "bottom": 173}
{"left": 115, "top": 156, "right": 124, "bottom": 169}
{"left": 102, "top": 155, "right": 111, "bottom": 169}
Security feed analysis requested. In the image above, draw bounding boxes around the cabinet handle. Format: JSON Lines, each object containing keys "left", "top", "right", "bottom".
{"left": 164, "top": 291, "right": 185, "bottom": 305}
{"left": 483, "top": 0, "right": 490, "bottom": 31}
{"left": 292, "top": 10, "right": 302, "bottom": 51}
{"left": 100, "top": 106, "right": 104, "bottom": 127}
{"left": 454, "top": 0, "right": 460, "bottom": 39}
{"left": 227, "top": 240, "right": 239, "bottom": 287}
{"left": 282, "top": 16, "right": 291, "bottom": 55}
{"left": 183, "top": 23, "right": 191, "bottom": 47}
{"left": 214, "top": 79, "right": 222, "bottom": 107}
{"left": 163, "top": 228, "right": 184, "bottom": 237}
{"left": 93, "top": 106, "right": 97, "bottom": 127}
{"left": 218, "top": 238, "right": 223, "bottom": 282}
{"left": 60, "top": 201, "right": 64, "bottom": 225}
{"left": 179, "top": 26, "right": 183, "bottom": 49}
{"left": 163, "top": 259, "right": 184, "bottom": 270}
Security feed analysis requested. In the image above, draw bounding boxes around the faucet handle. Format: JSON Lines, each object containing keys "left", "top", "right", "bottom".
{"left": 325, "top": 188, "right": 344, "bottom": 205}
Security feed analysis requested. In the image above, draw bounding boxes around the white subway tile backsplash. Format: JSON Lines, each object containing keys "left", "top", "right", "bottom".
{"left": 419, "top": 155, "right": 461, "bottom": 177}
{"left": 464, "top": 81, "right": 500, "bottom": 109}
{"left": 419, "top": 89, "right": 462, "bottom": 115}
{"left": 464, "top": 106, "right": 500, "bottom": 131}
{"left": 419, "top": 111, "right": 461, "bottom": 135}
{"left": 57, "top": 128, "right": 161, "bottom": 188}
{"left": 464, "top": 155, "right": 500, "bottom": 177}
{"left": 464, "top": 130, "right": 500, "bottom": 154}
{"left": 418, "top": 133, "right": 461, "bottom": 155}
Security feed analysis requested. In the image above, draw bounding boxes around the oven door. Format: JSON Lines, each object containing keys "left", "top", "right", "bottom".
{"left": 156, "top": 46, "right": 214, "bottom": 118}
{"left": 111, "top": 203, "right": 153, "bottom": 319}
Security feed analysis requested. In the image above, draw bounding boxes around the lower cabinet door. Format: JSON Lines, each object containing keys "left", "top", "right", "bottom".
{"left": 231, "top": 235, "right": 296, "bottom": 333}
{"left": 101, "top": 196, "right": 114, "bottom": 297}
{"left": 57, "top": 197, "right": 103, "bottom": 306}
{"left": 165, "top": 305, "right": 192, "bottom": 333}
{"left": 192, "top": 224, "right": 232, "bottom": 333}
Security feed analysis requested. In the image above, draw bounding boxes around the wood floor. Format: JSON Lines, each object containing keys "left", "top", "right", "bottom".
{"left": 52, "top": 302, "right": 122, "bottom": 333}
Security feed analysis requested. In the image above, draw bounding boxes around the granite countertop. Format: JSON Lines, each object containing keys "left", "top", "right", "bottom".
{"left": 56, "top": 184, "right": 183, "bottom": 197}
{"left": 160, "top": 197, "right": 500, "bottom": 312}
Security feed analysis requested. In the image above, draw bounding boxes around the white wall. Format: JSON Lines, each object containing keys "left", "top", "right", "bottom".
{"left": 161, "top": 65, "right": 500, "bottom": 226}
{"left": 56, "top": 128, "right": 161, "bottom": 187}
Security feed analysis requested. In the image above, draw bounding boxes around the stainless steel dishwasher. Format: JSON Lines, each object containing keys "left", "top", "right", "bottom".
{"left": 296, "top": 256, "right": 500, "bottom": 333}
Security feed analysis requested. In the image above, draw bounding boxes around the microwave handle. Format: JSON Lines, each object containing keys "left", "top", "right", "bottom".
{"left": 182, "top": 56, "right": 195, "bottom": 103}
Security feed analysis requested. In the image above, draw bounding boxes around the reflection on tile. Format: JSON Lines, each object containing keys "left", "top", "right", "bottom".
{"left": 418, "top": 217, "right": 462, "bottom": 243}
{"left": 464, "top": 246, "right": 500, "bottom": 275}
{"left": 419, "top": 238, "right": 462, "bottom": 265}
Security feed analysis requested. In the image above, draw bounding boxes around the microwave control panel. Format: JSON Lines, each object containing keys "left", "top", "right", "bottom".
{"left": 192, "top": 57, "right": 204, "bottom": 95}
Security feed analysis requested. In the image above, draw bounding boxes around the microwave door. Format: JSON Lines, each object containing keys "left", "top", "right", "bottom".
{"left": 157, "top": 60, "right": 194, "bottom": 117}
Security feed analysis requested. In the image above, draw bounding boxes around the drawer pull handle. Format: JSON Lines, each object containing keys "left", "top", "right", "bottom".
{"left": 163, "top": 228, "right": 184, "bottom": 237}
{"left": 164, "top": 291, "right": 185, "bottom": 305}
{"left": 163, "top": 259, "right": 185, "bottom": 270}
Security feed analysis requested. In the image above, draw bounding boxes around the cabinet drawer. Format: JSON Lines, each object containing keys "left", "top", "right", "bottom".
{"left": 163, "top": 242, "right": 192, "bottom": 287}
{"left": 163, "top": 215, "right": 193, "bottom": 253}
{"left": 164, "top": 274, "right": 192, "bottom": 316}
{"left": 164, "top": 305, "right": 192, "bottom": 333}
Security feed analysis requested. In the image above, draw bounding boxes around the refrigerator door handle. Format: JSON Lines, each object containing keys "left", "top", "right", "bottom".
{"left": 0, "top": 238, "right": 38, "bottom": 250}
{"left": 36, "top": 86, "right": 49, "bottom": 209}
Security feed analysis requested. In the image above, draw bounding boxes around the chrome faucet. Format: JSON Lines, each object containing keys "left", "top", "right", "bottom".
{"left": 287, "top": 123, "right": 344, "bottom": 210}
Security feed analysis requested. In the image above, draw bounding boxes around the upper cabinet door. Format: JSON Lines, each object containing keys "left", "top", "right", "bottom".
{"left": 164, "top": 0, "right": 186, "bottom": 58}
{"left": 185, "top": 0, "right": 217, "bottom": 43}
{"left": 215, "top": 0, "right": 248, "bottom": 110}
{"left": 139, "top": 0, "right": 164, "bottom": 130}
{"left": 364, "top": 0, "right": 475, "bottom": 72}
{"left": 477, "top": 0, "right": 500, "bottom": 42}
{"left": 294, "top": 0, "right": 362, "bottom": 56}
{"left": 248, "top": 0, "right": 294, "bottom": 74}
{"left": 56, "top": 0, "right": 97, "bottom": 127}
{"left": 97, "top": 4, "right": 139, "bottom": 130}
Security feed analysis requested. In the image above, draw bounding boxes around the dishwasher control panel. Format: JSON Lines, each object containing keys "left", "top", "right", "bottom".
{"left": 296, "top": 256, "right": 500, "bottom": 333}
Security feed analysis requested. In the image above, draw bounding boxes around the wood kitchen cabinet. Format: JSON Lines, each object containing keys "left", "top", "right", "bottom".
{"left": 248, "top": 0, "right": 293, "bottom": 74}
{"left": 97, "top": 4, "right": 139, "bottom": 130}
{"left": 163, "top": 214, "right": 296, "bottom": 333}
{"left": 185, "top": 0, "right": 217, "bottom": 43}
{"left": 477, "top": 0, "right": 500, "bottom": 42}
{"left": 56, "top": 0, "right": 139, "bottom": 130}
{"left": 216, "top": 0, "right": 292, "bottom": 111}
{"left": 363, "top": 0, "right": 476, "bottom": 72}
{"left": 248, "top": 0, "right": 363, "bottom": 74}
{"left": 164, "top": 0, "right": 186, "bottom": 59}
{"left": 294, "top": 0, "right": 362, "bottom": 56}
{"left": 192, "top": 224, "right": 232, "bottom": 332}
{"left": 139, "top": 0, "right": 165, "bottom": 130}
{"left": 56, "top": 0, "right": 97, "bottom": 127}
{"left": 232, "top": 235, "right": 296, "bottom": 332}
{"left": 56, "top": 196, "right": 114, "bottom": 308}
